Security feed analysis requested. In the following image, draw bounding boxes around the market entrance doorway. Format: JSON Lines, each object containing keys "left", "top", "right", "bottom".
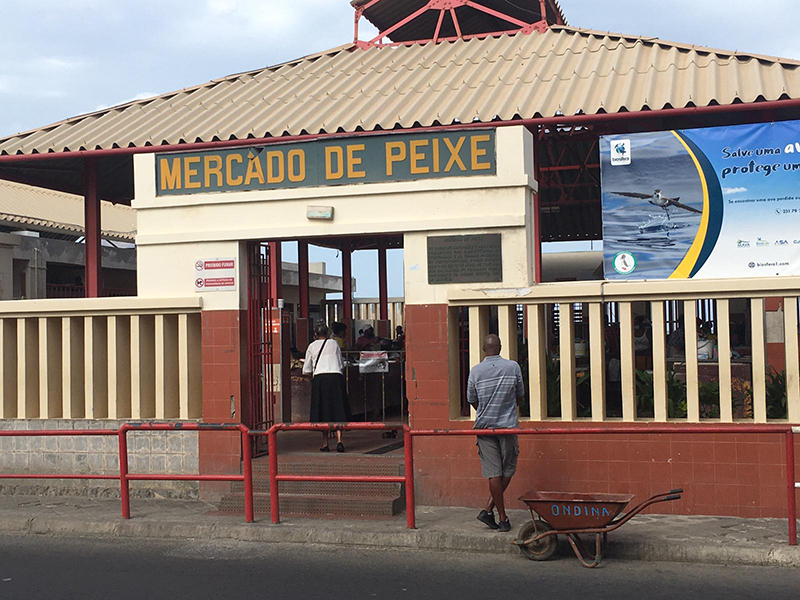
{"left": 246, "top": 235, "right": 407, "bottom": 454}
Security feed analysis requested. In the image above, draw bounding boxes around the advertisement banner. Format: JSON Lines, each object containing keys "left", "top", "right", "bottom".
{"left": 601, "top": 120, "right": 800, "bottom": 280}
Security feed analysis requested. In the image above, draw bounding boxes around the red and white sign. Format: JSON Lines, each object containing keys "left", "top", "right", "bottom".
{"left": 194, "top": 258, "right": 236, "bottom": 292}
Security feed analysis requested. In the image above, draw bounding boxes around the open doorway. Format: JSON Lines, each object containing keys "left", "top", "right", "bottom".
{"left": 245, "top": 235, "right": 407, "bottom": 454}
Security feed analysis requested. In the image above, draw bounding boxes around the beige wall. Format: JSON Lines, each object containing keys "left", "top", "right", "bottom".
{"left": 133, "top": 126, "right": 536, "bottom": 310}
{"left": 137, "top": 241, "right": 247, "bottom": 312}
{"left": 404, "top": 218, "right": 534, "bottom": 306}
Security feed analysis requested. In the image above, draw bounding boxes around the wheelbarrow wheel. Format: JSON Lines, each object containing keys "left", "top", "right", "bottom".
{"left": 517, "top": 520, "right": 558, "bottom": 561}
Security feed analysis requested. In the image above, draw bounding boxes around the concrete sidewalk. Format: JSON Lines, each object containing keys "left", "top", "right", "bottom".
{"left": 0, "top": 495, "right": 798, "bottom": 568}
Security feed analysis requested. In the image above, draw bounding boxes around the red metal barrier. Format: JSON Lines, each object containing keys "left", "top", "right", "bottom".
{"left": 0, "top": 423, "right": 255, "bottom": 523}
{"left": 408, "top": 424, "right": 798, "bottom": 545}
{"left": 118, "top": 423, "right": 254, "bottom": 523}
{"left": 261, "top": 422, "right": 413, "bottom": 527}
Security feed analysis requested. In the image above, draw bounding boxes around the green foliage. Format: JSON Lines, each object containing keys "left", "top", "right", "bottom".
{"left": 635, "top": 369, "right": 689, "bottom": 419}
{"left": 765, "top": 370, "right": 788, "bottom": 419}
{"left": 544, "top": 356, "right": 591, "bottom": 418}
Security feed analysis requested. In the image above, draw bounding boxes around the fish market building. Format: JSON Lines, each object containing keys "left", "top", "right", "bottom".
{"left": 0, "top": 0, "right": 799, "bottom": 520}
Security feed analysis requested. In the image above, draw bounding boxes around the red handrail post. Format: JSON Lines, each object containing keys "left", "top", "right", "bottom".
{"left": 118, "top": 426, "right": 131, "bottom": 519}
{"left": 268, "top": 426, "right": 280, "bottom": 524}
{"left": 240, "top": 425, "right": 255, "bottom": 524}
{"left": 787, "top": 430, "right": 797, "bottom": 546}
{"left": 404, "top": 426, "right": 416, "bottom": 529}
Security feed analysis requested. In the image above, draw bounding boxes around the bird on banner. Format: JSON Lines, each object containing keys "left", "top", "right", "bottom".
{"left": 610, "top": 189, "right": 702, "bottom": 219}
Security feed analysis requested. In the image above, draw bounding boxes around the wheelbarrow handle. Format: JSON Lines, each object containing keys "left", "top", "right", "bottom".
{"left": 663, "top": 494, "right": 682, "bottom": 501}
{"left": 669, "top": 488, "right": 684, "bottom": 495}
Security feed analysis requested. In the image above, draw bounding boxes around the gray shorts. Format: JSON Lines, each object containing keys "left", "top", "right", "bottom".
{"left": 477, "top": 435, "right": 519, "bottom": 479}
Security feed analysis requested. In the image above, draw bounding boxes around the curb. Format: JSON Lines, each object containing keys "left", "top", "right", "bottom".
{"left": 1, "top": 516, "right": 799, "bottom": 568}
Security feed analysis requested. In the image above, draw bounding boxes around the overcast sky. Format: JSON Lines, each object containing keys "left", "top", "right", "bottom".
{"left": 2, "top": 0, "right": 799, "bottom": 138}
{"left": 2, "top": 0, "right": 798, "bottom": 297}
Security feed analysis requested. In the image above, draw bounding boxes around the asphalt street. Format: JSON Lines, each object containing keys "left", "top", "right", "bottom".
{"left": 0, "top": 534, "right": 798, "bottom": 600}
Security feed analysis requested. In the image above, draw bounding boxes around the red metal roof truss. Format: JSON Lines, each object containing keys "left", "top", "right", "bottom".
{"left": 354, "top": 0, "right": 551, "bottom": 48}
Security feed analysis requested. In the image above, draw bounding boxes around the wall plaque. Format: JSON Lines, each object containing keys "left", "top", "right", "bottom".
{"left": 427, "top": 234, "right": 503, "bottom": 284}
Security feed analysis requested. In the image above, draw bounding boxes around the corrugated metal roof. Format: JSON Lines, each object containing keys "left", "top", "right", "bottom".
{"left": 353, "top": 0, "right": 566, "bottom": 42}
{"left": 2, "top": 26, "right": 799, "bottom": 157}
{"left": 0, "top": 179, "right": 136, "bottom": 241}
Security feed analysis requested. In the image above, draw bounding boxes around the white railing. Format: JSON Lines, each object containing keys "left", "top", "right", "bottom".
{"left": 449, "top": 277, "right": 800, "bottom": 424}
{"left": 323, "top": 298, "right": 405, "bottom": 330}
{"left": 0, "top": 298, "right": 203, "bottom": 421}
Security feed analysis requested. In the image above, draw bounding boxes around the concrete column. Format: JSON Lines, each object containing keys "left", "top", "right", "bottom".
{"left": 0, "top": 233, "right": 20, "bottom": 300}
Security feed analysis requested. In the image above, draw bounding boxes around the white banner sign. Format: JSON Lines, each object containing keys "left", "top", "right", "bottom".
{"left": 194, "top": 258, "right": 236, "bottom": 292}
{"left": 359, "top": 351, "right": 389, "bottom": 374}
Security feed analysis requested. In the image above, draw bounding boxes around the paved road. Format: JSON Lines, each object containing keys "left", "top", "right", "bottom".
{"left": 0, "top": 534, "right": 798, "bottom": 599}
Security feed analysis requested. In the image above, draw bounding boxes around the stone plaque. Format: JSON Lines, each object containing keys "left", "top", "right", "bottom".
{"left": 427, "top": 234, "right": 503, "bottom": 284}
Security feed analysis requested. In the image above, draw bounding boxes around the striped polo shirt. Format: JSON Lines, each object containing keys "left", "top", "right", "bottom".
{"left": 467, "top": 355, "right": 524, "bottom": 429}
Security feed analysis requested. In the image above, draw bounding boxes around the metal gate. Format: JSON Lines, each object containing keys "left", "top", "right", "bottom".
{"left": 246, "top": 241, "right": 276, "bottom": 454}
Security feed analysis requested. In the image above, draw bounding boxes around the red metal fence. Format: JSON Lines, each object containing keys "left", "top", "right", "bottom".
{"left": 0, "top": 422, "right": 797, "bottom": 546}
{"left": 259, "top": 422, "right": 414, "bottom": 527}
{"left": 406, "top": 424, "right": 798, "bottom": 546}
{"left": 0, "top": 423, "right": 254, "bottom": 523}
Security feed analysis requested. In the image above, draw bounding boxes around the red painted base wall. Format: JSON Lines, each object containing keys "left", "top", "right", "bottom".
{"left": 199, "top": 310, "right": 248, "bottom": 497}
{"left": 405, "top": 303, "right": 800, "bottom": 519}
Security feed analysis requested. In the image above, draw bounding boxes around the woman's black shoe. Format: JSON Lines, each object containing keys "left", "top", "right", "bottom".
{"left": 320, "top": 446, "right": 330, "bottom": 452}
{"left": 336, "top": 442, "right": 345, "bottom": 453}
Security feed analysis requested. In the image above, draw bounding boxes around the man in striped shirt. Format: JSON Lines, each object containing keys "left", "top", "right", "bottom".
{"left": 467, "top": 334, "right": 524, "bottom": 533}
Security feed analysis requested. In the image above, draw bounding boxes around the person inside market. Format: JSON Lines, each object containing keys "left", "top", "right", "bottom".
{"left": 332, "top": 321, "right": 349, "bottom": 351}
{"left": 356, "top": 325, "right": 380, "bottom": 351}
{"left": 303, "top": 322, "right": 351, "bottom": 452}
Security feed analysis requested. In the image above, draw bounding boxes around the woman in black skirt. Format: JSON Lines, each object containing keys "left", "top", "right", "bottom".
{"left": 302, "top": 323, "right": 351, "bottom": 452}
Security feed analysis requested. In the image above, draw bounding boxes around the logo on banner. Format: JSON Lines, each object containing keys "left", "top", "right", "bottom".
{"left": 610, "top": 140, "right": 631, "bottom": 166}
{"left": 612, "top": 251, "right": 637, "bottom": 275}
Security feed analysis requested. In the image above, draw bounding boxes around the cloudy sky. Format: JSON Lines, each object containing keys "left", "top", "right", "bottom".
{"left": 2, "top": 0, "right": 799, "bottom": 138}
{"left": 1, "top": 0, "right": 798, "bottom": 296}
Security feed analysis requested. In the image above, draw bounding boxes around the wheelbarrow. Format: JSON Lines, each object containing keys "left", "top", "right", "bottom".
{"left": 512, "top": 488, "right": 683, "bottom": 568}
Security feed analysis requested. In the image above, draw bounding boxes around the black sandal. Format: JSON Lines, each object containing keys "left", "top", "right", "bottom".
{"left": 320, "top": 446, "right": 330, "bottom": 452}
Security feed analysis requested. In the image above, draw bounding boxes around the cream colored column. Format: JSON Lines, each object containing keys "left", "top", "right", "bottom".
{"left": 155, "top": 314, "right": 180, "bottom": 419}
{"left": 498, "top": 305, "right": 518, "bottom": 361}
{"left": 751, "top": 298, "right": 768, "bottom": 423}
{"left": 0, "top": 320, "right": 17, "bottom": 418}
{"left": 62, "top": 317, "right": 84, "bottom": 419}
{"left": 131, "top": 315, "right": 156, "bottom": 419}
{"left": 716, "top": 299, "right": 734, "bottom": 423}
{"left": 527, "top": 304, "right": 548, "bottom": 421}
{"left": 783, "top": 297, "right": 800, "bottom": 423}
{"left": 468, "top": 306, "right": 489, "bottom": 420}
{"left": 179, "top": 313, "right": 203, "bottom": 419}
{"left": 559, "top": 303, "right": 576, "bottom": 421}
{"left": 38, "top": 317, "right": 62, "bottom": 418}
{"left": 108, "top": 315, "right": 132, "bottom": 419}
{"left": 618, "top": 303, "right": 636, "bottom": 422}
{"left": 650, "top": 301, "right": 668, "bottom": 422}
{"left": 84, "top": 316, "right": 109, "bottom": 419}
{"left": 17, "top": 318, "right": 39, "bottom": 418}
{"left": 684, "top": 301, "right": 700, "bottom": 423}
{"left": 588, "top": 303, "right": 606, "bottom": 422}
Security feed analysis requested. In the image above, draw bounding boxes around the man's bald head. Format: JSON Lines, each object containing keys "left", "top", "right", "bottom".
{"left": 483, "top": 334, "right": 502, "bottom": 356}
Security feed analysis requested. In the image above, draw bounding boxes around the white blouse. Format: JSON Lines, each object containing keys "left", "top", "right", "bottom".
{"left": 302, "top": 338, "right": 344, "bottom": 376}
